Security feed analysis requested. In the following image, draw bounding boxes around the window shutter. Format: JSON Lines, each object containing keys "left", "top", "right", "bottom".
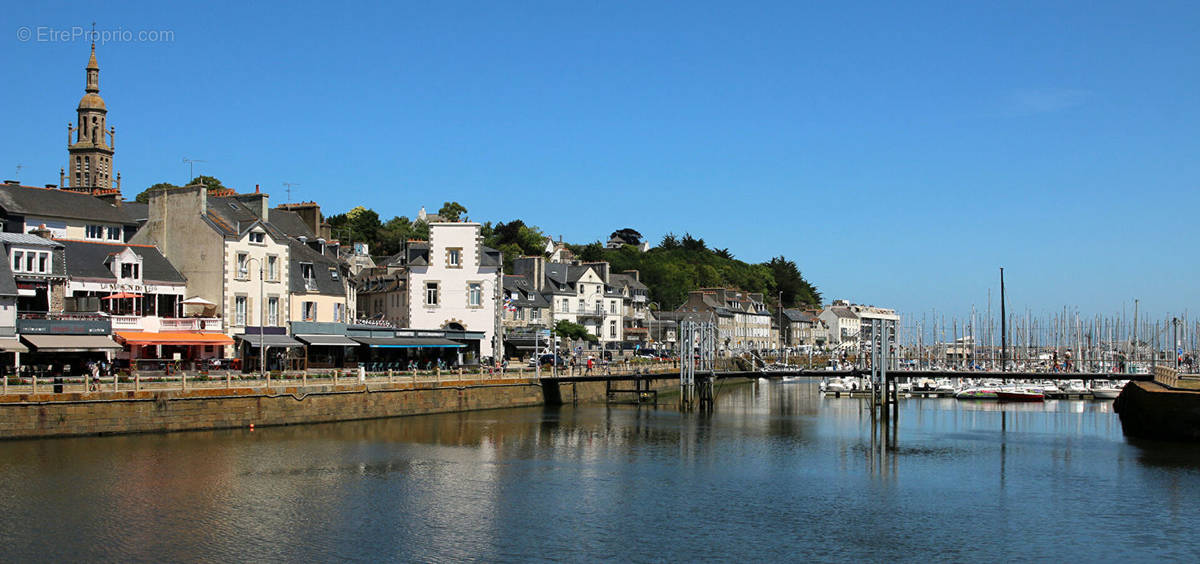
{"left": 247, "top": 297, "right": 254, "bottom": 326}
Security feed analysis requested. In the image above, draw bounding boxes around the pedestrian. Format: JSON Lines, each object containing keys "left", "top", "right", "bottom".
{"left": 88, "top": 361, "right": 100, "bottom": 392}
{"left": 585, "top": 356, "right": 594, "bottom": 375}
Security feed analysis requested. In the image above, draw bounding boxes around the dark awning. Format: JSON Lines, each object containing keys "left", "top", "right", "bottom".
{"left": 236, "top": 334, "right": 304, "bottom": 348}
{"left": 296, "top": 334, "right": 359, "bottom": 347}
{"left": 353, "top": 337, "right": 465, "bottom": 349}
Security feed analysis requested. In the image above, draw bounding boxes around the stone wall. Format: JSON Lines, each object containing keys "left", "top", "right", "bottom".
{"left": 0, "top": 376, "right": 684, "bottom": 440}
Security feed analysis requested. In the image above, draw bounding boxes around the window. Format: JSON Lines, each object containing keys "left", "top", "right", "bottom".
{"left": 468, "top": 283, "right": 482, "bottom": 307}
{"left": 267, "top": 297, "right": 279, "bottom": 325}
{"left": 425, "top": 282, "right": 439, "bottom": 306}
{"left": 610, "top": 300, "right": 617, "bottom": 314}
{"left": 249, "top": 232, "right": 265, "bottom": 244}
{"left": 302, "top": 301, "right": 317, "bottom": 321}
{"left": 236, "top": 253, "right": 249, "bottom": 278}
{"left": 120, "top": 263, "right": 139, "bottom": 279}
{"left": 561, "top": 299, "right": 569, "bottom": 313}
{"left": 11, "top": 251, "right": 22, "bottom": 272}
{"left": 329, "top": 267, "right": 339, "bottom": 281}
{"left": 515, "top": 307, "right": 524, "bottom": 320}
{"left": 531, "top": 308, "right": 540, "bottom": 320}
{"left": 609, "top": 321, "right": 617, "bottom": 338}
{"left": 578, "top": 299, "right": 585, "bottom": 312}
{"left": 106, "top": 226, "right": 121, "bottom": 241}
{"left": 301, "top": 263, "right": 314, "bottom": 279}
{"left": 447, "top": 248, "right": 461, "bottom": 267}
{"left": 267, "top": 255, "right": 278, "bottom": 280}
{"left": 333, "top": 303, "right": 345, "bottom": 323}
{"left": 86, "top": 225, "right": 104, "bottom": 239}
{"left": 25, "top": 253, "right": 34, "bottom": 273}
{"left": 235, "top": 296, "right": 247, "bottom": 325}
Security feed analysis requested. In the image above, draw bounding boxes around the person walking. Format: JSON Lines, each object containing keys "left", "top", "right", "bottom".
{"left": 585, "top": 356, "right": 594, "bottom": 376}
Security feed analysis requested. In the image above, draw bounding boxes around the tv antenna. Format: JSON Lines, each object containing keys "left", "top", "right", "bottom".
{"left": 282, "top": 181, "right": 300, "bottom": 202}
{"left": 182, "top": 157, "right": 207, "bottom": 183}
{"left": 15, "top": 164, "right": 23, "bottom": 181}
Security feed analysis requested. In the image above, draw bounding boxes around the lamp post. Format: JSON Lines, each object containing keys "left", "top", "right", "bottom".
{"left": 239, "top": 257, "right": 267, "bottom": 385}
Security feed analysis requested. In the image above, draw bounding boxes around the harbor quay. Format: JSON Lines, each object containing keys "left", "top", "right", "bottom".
{"left": 0, "top": 366, "right": 689, "bottom": 440}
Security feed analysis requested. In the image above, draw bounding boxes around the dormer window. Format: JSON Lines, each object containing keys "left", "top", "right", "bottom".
{"left": 86, "top": 225, "right": 104, "bottom": 240}
{"left": 329, "top": 267, "right": 339, "bottom": 280}
{"left": 249, "top": 232, "right": 265, "bottom": 244}
{"left": 120, "top": 263, "right": 139, "bottom": 279}
{"left": 106, "top": 227, "right": 121, "bottom": 241}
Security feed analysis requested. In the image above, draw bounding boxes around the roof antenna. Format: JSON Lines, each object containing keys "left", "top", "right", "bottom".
{"left": 15, "top": 164, "right": 23, "bottom": 181}
{"left": 182, "top": 157, "right": 207, "bottom": 184}
{"left": 282, "top": 181, "right": 299, "bottom": 203}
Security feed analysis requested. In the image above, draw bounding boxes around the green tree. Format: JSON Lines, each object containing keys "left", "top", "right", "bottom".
{"left": 659, "top": 232, "right": 679, "bottom": 249}
{"left": 188, "top": 175, "right": 227, "bottom": 192}
{"left": 609, "top": 228, "right": 643, "bottom": 246}
{"left": 554, "top": 320, "right": 597, "bottom": 342}
{"left": 134, "top": 182, "right": 178, "bottom": 203}
{"left": 438, "top": 201, "right": 468, "bottom": 222}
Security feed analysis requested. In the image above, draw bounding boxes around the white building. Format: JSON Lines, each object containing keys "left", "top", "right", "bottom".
{"left": 405, "top": 222, "right": 503, "bottom": 359}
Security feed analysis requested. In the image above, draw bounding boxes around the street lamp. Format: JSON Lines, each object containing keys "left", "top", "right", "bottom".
{"left": 239, "top": 257, "right": 267, "bottom": 385}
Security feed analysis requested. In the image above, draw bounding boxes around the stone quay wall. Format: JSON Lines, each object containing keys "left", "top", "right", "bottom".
{"left": 0, "top": 377, "right": 684, "bottom": 440}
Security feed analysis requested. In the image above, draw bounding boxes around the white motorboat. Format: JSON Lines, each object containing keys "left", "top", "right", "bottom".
{"left": 1091, "top": 380, "right": 1123, "bottom": 400}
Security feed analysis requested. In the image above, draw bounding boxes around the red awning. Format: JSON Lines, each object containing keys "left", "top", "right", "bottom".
{"left": 103, "top": 292, "right": 144, "bottom": 300}
{"left": 115, "top": 331, "right": 234, "bottom": 346}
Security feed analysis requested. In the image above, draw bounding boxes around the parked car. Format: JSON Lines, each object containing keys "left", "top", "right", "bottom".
{"left": 528, "top": 353, "right": 567, "bottom": 367}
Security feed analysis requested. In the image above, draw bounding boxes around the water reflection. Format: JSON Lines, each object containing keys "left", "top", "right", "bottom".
{"left": 0, "top": 381, "right": 1197, "bottom": 561}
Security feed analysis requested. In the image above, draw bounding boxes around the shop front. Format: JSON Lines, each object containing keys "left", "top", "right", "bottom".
{"left": 237, "top": 330, "right": 305, "bottom": 373}
{"left": 114, "top": 331, "right": 234, "bottom": 372}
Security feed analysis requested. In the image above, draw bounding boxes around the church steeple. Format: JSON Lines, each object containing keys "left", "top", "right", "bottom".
{"left": 66, "top": 42, "right": 117, "bottom": 195}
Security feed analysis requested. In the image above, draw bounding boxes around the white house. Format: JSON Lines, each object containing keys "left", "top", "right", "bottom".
{"left": 405, "top": 222, "right": 503, "bottom": 359}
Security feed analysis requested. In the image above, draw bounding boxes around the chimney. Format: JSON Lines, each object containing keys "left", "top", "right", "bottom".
{"left": 3, "top": 180, "right": 18, "bottom": 185}
{"left": 44, "top": 184, "right": 57, "bottom": 189}
{"left": 237, "top": 192, "right": 269, "bottom": 222}
{"left": 513, "top": 256, "right": 545, "bottom": 292}
{"left": 622, "top": 269, "right": 640, "bottom": 282}
{"left": 30, "top": 224, "right": 52, "bottom": 240}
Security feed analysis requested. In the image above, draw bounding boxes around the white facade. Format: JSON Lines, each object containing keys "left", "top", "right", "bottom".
{"left": 550, "top": 267, "right": 624, "bottom": 343}
{"left": 407, "top": 222, "right": 500, "bottom": 357}
{"left": 225, "top": 225, "right": 290, "bottom": 331}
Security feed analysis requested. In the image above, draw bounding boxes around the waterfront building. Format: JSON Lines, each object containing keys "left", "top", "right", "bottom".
{"left": 404, "top": 221, "right": 503, "bottom": 361}
{"left": 499, "top": 274, "right": 552, "bottom": 358}
{"left": 781, "top": 309, "right": 825, "bottom": 348}
{"left": 819, "top": 303, "right": 860, "bottom": 348}
{"left": 676, "top": 288, "right": 772, "bottom": 353}
{"left": 610, "top": 270, "right": 650, "bottom": 344}
{"left": 510, "top": 256, "right": 625, "bottom": 347}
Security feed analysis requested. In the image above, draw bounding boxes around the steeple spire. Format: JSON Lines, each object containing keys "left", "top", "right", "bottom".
{"left": 85, "top": 42, "right": 99, "bottom": 93}
{"left": 67, "top": 43, "right": 115, "bottom": 194}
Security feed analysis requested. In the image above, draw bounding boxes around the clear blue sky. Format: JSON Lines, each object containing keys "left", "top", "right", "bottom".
{"left": 3, "top": 1, "right": 1198, "bottom": 322}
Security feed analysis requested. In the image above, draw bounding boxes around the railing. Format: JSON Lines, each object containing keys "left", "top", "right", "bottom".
{"left": 304, "top": 278, "right": 318, "bottom": 291}
{"left": 109, "top": 315, "right": 144, "bottom": 330}
{"left": 160, "top": 317, "right": 223, "bottom": 332}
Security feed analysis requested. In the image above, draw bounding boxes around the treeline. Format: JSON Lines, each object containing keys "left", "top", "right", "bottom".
{"left": 569, "top": 233, "right": 821, "bottom": 310}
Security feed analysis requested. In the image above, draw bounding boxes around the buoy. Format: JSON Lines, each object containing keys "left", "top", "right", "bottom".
{"left": 249, "top": 423, "right": 255, "bottom": 430}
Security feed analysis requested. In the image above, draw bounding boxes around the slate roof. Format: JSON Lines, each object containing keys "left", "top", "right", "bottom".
{"left": 827, "top": 306, "right": 859, "bottom": 319}
{"left": 268, "top": 208, "right": 317, "bottom": 239}
{"left": 0, "top": 232, "right": 63, "bottom": 247}
{"left": 503, "top": 275, "right": 551, "bottom": 307}
{"left": 204, "top": 197, "right": 287, "bottom": 240}
{"left": 610, "top": 272, "right": 648, "bottom": 292}
{"left": 782, "top": 309, "right": 817, "bottom": 323}
{"left": 119, "top": 202, "right": 149, "bottom": 224}
{"left": 0, "top": 259, "right": 18, "bottom": 297}
{"left": 56, "top": 239, "right": 186, "bottom": 284}
{"left": 289, "top": 240, "right": 347, "bottom": 295}
{"left": 0, "top": 185, "right": 134, "bottom": 225}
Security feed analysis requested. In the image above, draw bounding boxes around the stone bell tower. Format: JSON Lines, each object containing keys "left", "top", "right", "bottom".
{"left": 65, "top": 42, "right": 119, "bottom": 195}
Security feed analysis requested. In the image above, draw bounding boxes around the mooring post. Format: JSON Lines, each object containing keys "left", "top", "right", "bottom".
{"left": 181, "top": 371, "right": 187, "bottom": 391}
{"left": 32, "top": 373, "right": 37, "bottom": 394}
{"left": 223, "top": 370, "right": 229, "bottom": 389}
{"left": 388, "top": 369, "right": 393, "bottom": 384}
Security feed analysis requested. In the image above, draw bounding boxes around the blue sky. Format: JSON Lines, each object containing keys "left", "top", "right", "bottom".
{"left": 2, "top": 1, "right": 1198, "bottom": 321}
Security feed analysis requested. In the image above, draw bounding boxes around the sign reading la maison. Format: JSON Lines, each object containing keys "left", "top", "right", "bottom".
{"left": 69, "top": 280, "right": 184, "bottom": 296}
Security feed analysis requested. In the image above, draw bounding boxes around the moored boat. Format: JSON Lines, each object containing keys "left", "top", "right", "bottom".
{"left": 996, "top": 388, "right": 1045, "bottom": 401}
{"left": 955, "top": 386, "right": 999, "bottom": 400}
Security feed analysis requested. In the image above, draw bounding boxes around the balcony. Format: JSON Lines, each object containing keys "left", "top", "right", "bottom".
{"left": 109, "top": 315, "right": 224, "bottom": 333}
{"left": 575, "top": 307, "right": 606, "bottom": 318}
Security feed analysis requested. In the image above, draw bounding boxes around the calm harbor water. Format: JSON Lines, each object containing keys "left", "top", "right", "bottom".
{"left": 1, "top": 381, "right": 1199, "bottom": 562}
